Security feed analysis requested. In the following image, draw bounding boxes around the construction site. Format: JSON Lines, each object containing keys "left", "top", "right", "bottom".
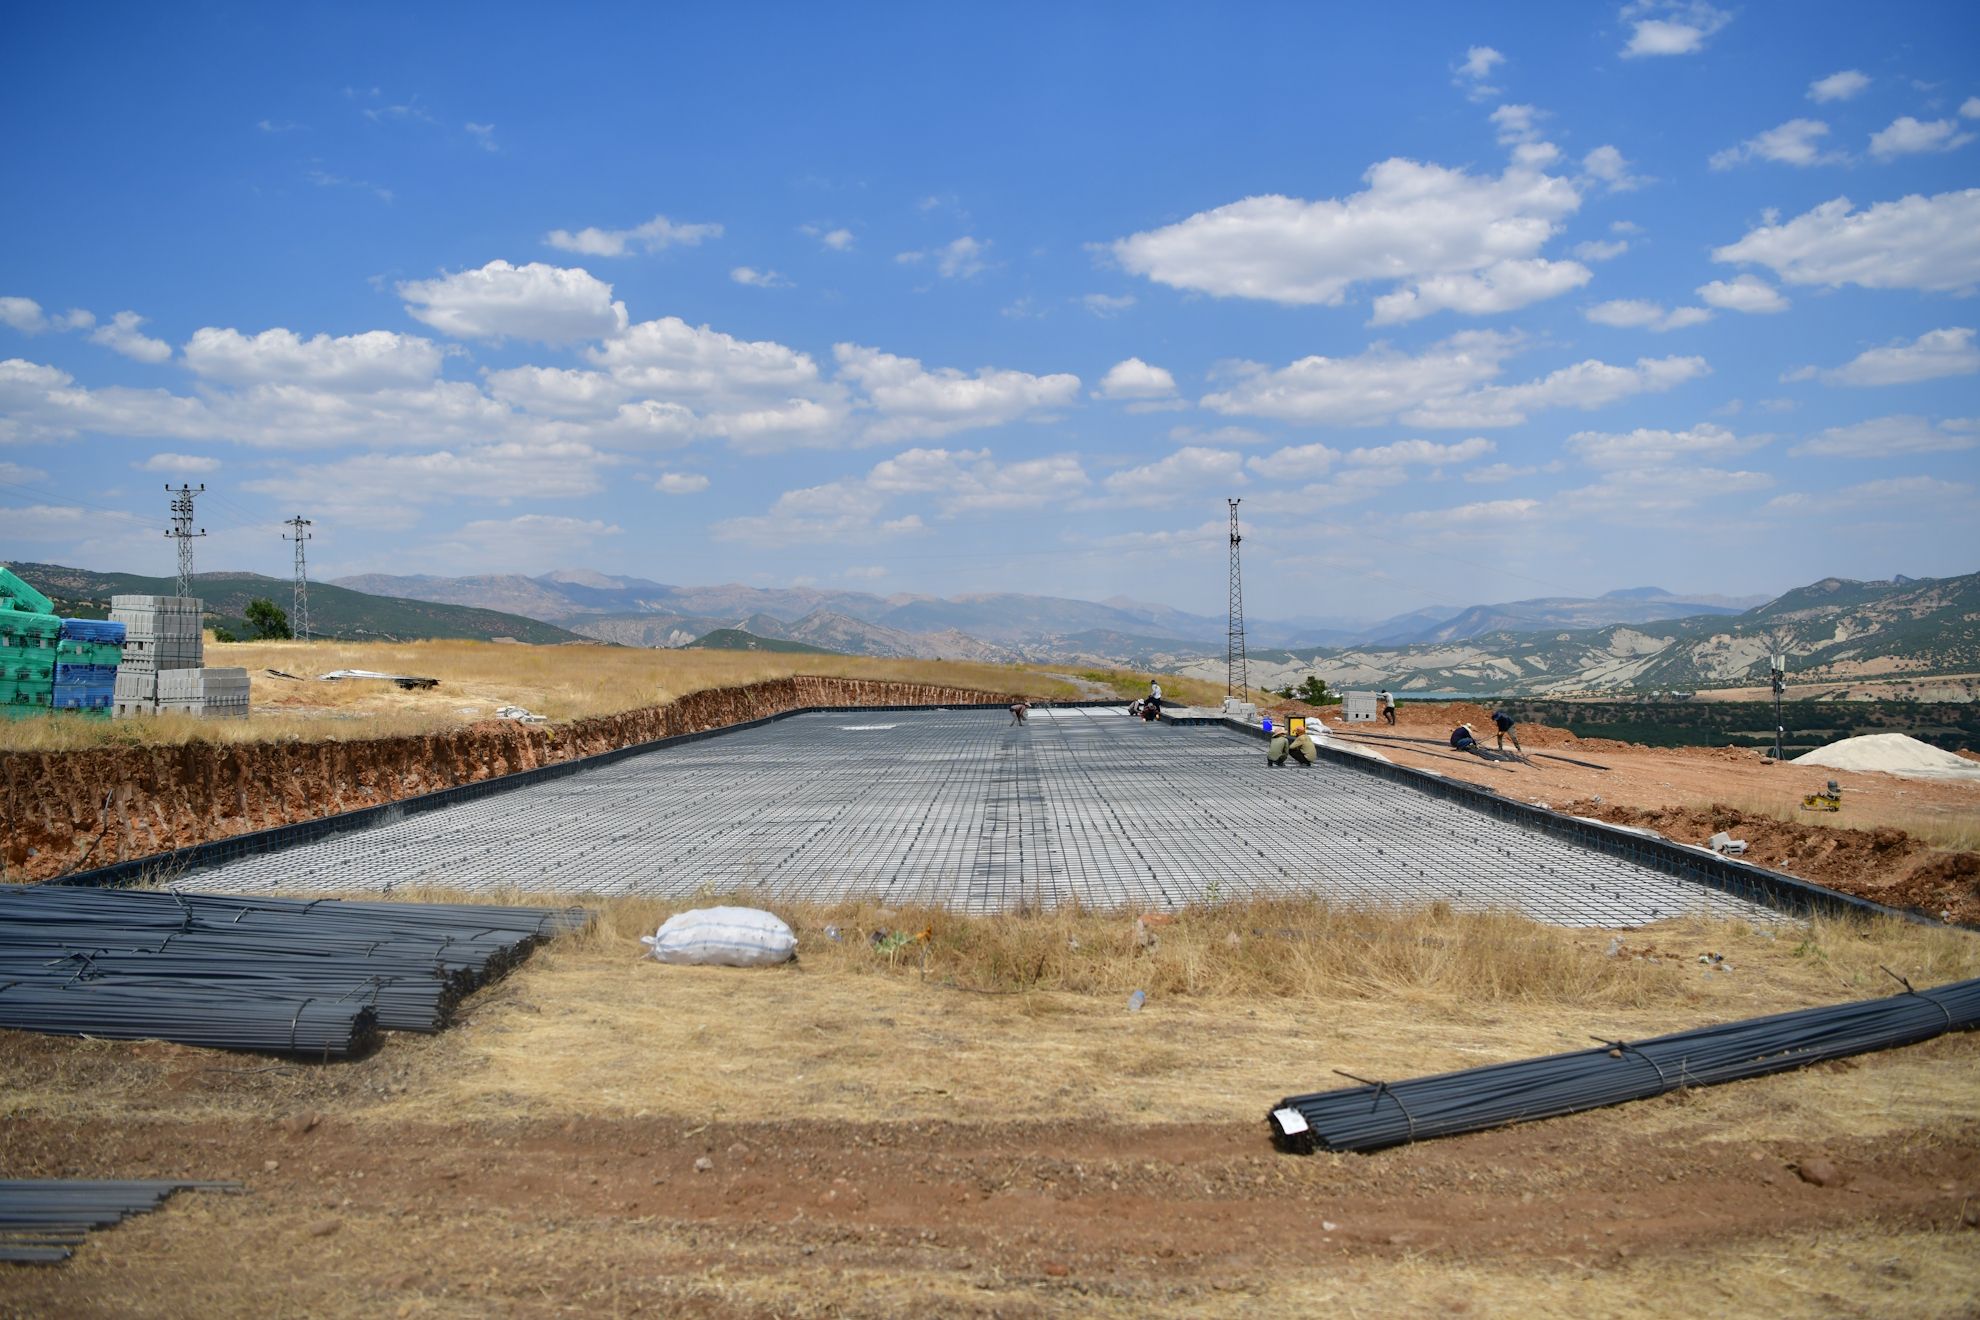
{"left": 2, "top": 506, "right": 1979, "bottom": 1317}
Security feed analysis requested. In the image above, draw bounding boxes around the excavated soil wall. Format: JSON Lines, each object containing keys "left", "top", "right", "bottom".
{"left": 0, "top": 677, "right": 1017, "bottom": 883}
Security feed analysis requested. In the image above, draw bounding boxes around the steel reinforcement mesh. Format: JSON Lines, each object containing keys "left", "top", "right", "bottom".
{"left": 191, "top": 707, "right": 1771, "bottom": 924}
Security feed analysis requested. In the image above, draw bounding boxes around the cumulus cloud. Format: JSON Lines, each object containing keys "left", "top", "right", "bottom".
{"left": 1869, "top": 117, "right": 1976, "bottom": 160}
{"left": 1346, "top": 437, "right": 1495, "bottom": 467}
{"left": 1, "top": 298, "right": 103, "bottom": 336}
{"left": 833, "top": 344, "right": 1078, "bottom": 443}
{"left": 84, "top": 312, "right": 172, "bottom": 364}
{"left": 1397, "top": 497, "right": 1541, "bottom": 528}
{"left": 1200, "top": 331, "right": 1707, "bottom": 429}
{"left": 1584, "top": 299, "right": 1713, "bottom": 332}
{"left": 400, "top": 260, "right": 628, "bottom": 343}
{"left": 655, "top": 472, "right": 710, "bottom": 494}
{"left": 1818, "top": 327, "right": 1980, "bottom": 386}
{"left": 1966, "top": 98, "right": 1980, "bottom": 119}
{"left": 730, "top": 266, "right": 793, "bottom": 288}
{"left": 1093, "top": 358, "right": 1177, "bottom": 400}
{"left": 1580, "top": 145, "right": 1644, "bottom": 192}
{"left": 1094, "top": 447, "right": 1246, "bottom": 508}
{"left": 1789, "top": 414, "right": 1978, "bottom": 458}
{"left": 1574, "top": 240, "right": 1629, "bottom": 263}
{"left": 1764, "top": 476, "right": 1972, "bottom": 515}
{"left": 1565, "top": 421, "right": 1767, "bottom": 468}
{"left": 713, "top": 446, "right": 1084, "bottom": 543}
{"left": 1696, "top": 274, "right": 1790, "bottom": 313}
{"left": 240, "top": 441, "right": 614, "bottom": 528}
{"left": 1080, "top": 293, "right": 1136, "bottom": 317}
{"left": 1454, "top": 46, "right": 1504, "bottom": 99}
{"left": 1619, "top": 1, "right": 1731, "bottom": 57}
{"left": 138, "top": 453, "right": 220, "bottom": 473}
{"left": 1709, "top": 119, "right": 1842, "bottom": 170}
{"left": 1109, "top": 152, "right": 1587, "bottom": 322}
{"left": 1463, "top": 462, "right": 1538, "bottom": 483}
{"left": 544, "top": 214, "right": 722, "bottom": 257}
{"left": 1712, "top": 190, "right": 1980, "bottom": 292}
{"left": 429, "top": 515, "right": 623, "bottom": 571}
{"left": 183, "top": 327, "right": 448, "bottom": 388}
{"left": 1808, "top": 70, "right": 1870, "bottom": 103}
{"left": 819, "top": 228, "right": 856, "bottom": 251}
{"left": 1245, "top": 443, "right": 1340, "bottom": 482}
{"left": 585, "top": 317, "right": 845, "bottom": 449}
{"left": 900, "top": 238, "right": 990, "bottom": 279}
{"left": 1557, "top": 421, "right": 1772, "bottom": 516}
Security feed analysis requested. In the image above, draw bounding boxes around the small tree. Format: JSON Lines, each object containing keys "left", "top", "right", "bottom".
{"left": 1296, "top": 676, "right": 1332, "bottom": 705}
{"left": 245, "top": 597, "right": 292, "bottom": 640}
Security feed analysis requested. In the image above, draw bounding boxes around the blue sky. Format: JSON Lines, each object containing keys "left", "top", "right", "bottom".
{"left": 3, "top": 2, "right": 1977, "bottom": 623}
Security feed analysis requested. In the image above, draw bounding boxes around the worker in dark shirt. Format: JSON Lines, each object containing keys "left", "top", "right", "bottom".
{"left": 1490, "top": 709, "right": 1522, "bottom": 754}
{"left": 1450, "top": 723, "right": 1479, "bottom": 753}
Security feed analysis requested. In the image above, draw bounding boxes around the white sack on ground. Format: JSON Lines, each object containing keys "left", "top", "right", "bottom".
{"left": 641, "top": 906, "right": 797, "bottom": 967}
{"left": 1791, "top": 733, "right": 1980, "bottom": 782}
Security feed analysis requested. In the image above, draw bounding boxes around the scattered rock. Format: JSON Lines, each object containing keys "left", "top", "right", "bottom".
{"left": 1964, "top": 1205, "right": 1978, "bottom": 1228}
{"left": 694, "top": 1156, "right": 714, "bottom": 1172}
{"left": 307, "top": 1219, "right": 340, "bottom": 1237}
{"left": 1044, "top": 1264, "right": 1069, "bottom": 1277}
{"left": 263, "top": 1160, "right": 280, "bottom": 1173}
{"left": 1797, "top": 1158, "right": 1839, "bottom": 1188}
{"left": 283, "top": 1113, "right": 320, "bottom": 1137}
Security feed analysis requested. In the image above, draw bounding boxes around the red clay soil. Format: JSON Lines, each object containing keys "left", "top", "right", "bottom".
{"left": 0, "top": 1028, "right": 1976, "bottom": 1318}
{"left": 0, "top": 677, "right": 1014, "bottom": 883}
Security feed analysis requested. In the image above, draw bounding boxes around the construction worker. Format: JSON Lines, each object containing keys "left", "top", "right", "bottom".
{"left": 1490, "top": 709, "right": 1521, "bottom": 754}
{"left": 1009, "top": 701, "right": 1030, "bottom": 726}
{"left": 1288, "top": 723, "right": 1317, "bottom": 767}
{"left": 1266, "top": 718, "right": 1289, "bottom": 766}
{"left": 1379, "top": 689, "right": 1395, "bottom": 725}
{"left": 1450, "top": 722, "right": 1479, "bottom": 753}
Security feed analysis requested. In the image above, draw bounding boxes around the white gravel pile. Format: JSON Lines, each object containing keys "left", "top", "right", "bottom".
{"left": 1791, "top": 733, "right": 1980, "bottom": 782}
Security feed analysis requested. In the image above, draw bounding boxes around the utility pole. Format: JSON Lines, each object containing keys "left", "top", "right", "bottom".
{"left": 1227, "top": 498, "right": 1248, "bottom": 701}
{"left": 283, "top": 515, "right": 313, "bottom": 642}
{"left": 165, "top": 484, "right": 205, "bottom": 598}
{"left": 1769, "top": 653, "right": 1787, "bottom": 761}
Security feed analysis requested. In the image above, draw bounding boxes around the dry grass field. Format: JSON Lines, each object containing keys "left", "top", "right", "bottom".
{"left": 3, "top": 895, "right": 1976, "bottom": 1318}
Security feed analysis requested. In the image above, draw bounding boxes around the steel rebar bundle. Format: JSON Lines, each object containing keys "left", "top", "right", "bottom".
{"left": 1270, "top": 976, "right": 1980, "bottom": 1154}
{"left": 0, "top": 886, "right": 589, "bottom": 1054}
{"left": 0, "top": 1179, "right": 240, "bottom": 1263}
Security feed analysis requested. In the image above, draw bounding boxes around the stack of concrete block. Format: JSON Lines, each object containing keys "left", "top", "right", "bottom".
{"left": 157, "top": 666, "right": 250, "bottom": 720}
{"left": 111, "top": 595, "right": 204, "bottom": 718}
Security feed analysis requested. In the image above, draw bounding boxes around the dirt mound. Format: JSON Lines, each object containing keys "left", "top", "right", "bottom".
{"left": 0, "top": 676, "right": 1015, "bottom": 882}
{"left": 1794, "top": 732, "right": 1980, "bottom": 781}
{"left": 1564, "top": 800, "right": 1980, "bottom": 924}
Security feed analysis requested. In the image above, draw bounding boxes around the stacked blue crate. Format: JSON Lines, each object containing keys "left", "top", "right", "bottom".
{"left": 52, "top": 619, "right": 125, "bottom": 713}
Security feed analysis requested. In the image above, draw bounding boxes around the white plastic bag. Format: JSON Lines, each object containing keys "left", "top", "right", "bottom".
{"left": 640, "top": 906, "right": 797, "bottom": 967}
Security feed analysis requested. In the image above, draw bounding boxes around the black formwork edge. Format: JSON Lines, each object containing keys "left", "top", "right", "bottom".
{"left": 1200, "top": 715, "right": 1935, "bottom": 928}
{"left": 54, "top": 699, "right": 1044, "bottom": 889}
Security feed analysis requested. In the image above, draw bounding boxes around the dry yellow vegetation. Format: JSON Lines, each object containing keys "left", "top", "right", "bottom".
{"left": 0, "top": 637, "right": 1093, "bottom": 752}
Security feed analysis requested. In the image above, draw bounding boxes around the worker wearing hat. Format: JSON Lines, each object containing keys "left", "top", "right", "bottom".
{"left": 1450, "top": 722, "right": 1479, "bottom": 753}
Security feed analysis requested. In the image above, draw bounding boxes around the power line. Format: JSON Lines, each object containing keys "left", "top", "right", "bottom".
{"left": 283, "top": 515, "right": 313, "bottom": 642}
{"left": 164, "top": 485, "right": 205, "bottom": 599}
{"left": 1227, "top": 498, "right": 1247, "bottom": 701}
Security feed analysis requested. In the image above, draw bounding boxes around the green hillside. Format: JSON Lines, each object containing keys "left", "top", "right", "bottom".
{"left": 689, "top": 628, "right": 841, "bottom": 655}
{"left": 4, "top": 563, "right": 588, "bottom": 645}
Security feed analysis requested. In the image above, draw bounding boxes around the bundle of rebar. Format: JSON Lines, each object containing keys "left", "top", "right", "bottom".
{"left": 1270, "top": 975, "right": 1980, "bottom": 1154}
{"left": 0, "top": 1179, "right": 240, "bottom": 1263}
{"left": 0, "top": 886, "right": 588, "bottom": 1055}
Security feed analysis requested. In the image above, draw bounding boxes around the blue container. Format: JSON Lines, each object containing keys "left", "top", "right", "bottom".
{"left": 58, "top": 618, "right": 127, "bottom": 645}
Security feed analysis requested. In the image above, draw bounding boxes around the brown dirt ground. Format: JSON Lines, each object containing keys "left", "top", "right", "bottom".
{"left": 1266, "top": 699, "right": 1980, "bottom": 925}
{"left": 2, "top": 904, "right": 1977, "bottom": 1318}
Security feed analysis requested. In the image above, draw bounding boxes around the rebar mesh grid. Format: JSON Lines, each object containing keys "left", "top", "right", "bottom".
{"left": 191, "top": 707, "right": 1771, "bottom": 925}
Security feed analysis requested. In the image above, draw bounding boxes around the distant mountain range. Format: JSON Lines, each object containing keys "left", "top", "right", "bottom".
{"left": 329, "top": 570, "right": 1770, "bottom": 658}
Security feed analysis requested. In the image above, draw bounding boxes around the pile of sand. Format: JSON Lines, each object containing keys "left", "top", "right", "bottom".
{"left": 1791, "top": 733, "right": 1980, "bottom": 782}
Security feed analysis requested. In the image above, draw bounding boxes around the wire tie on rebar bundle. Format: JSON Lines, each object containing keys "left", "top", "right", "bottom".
{"left": 287, "top": 997, "right": 318, "bottom": 1052}
{"left": 1334, "top": 1069, "right": 1418, "bottom": 1142}
{"left": 1591, "top": 1036, "right": 1670, "bottom": 1088}
{"left": 1878, "top": 965, "right": 1916, "bottom": 995}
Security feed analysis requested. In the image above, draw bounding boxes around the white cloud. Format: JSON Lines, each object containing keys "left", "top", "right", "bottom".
{"left": 1580, "top": 145, "right": 1644, "bottom": 192}
{"left": 138, "top": 453, "right": 220, "bottom": 473}
{"left": 1820, "top": 327, "right": 1980, "bottom": 386}
{"left": 1584, "top": 299, "right": 1713, "bottom": 331}
{"left": 1696, "top": 274, "right": 1790, "bottom": 313}
{"left": 1109, "top": 152, "right": 1586, "bottom": 321}
{"left": 654, "top": 472, "right": 710, "bottom": 494}
{"left": 464, "top": 123, "right": 497, "bottom": 152}
{"left": 1565, "top": 421, "right": 1766, "bottom": 468}
{"left": 841, "top": 566, "right": 886, "bottom": 579}
{"left": 1200, "top": 332, "right": 1707, "bottom": 429}
{"left": 1093, "top": 357, "right": 1177, "bottom": 401}
{"left": 1463, "top": 462, "right": 1538, "bottom": 483}
{"left": 183, "top": 327, "right": 448, "bottom": 388}
{"left": 820, "top": 228, "right": 855, "bottom": 251}
{"left": 0, "top": 460, "right": 47, "bottom": 483}
{"left": 1764, "top": 476, "right": 1972, "bottom": 515}
{"left": 1620, "top": 1, "right": 1730, "bottom": 57}
{"left": 1869, "top": 117, "right": 1976, "bottom": 159}
{"left": 399, "top": 260, "right": 628, "bottom": 342}
{"left": 587, "top": 317, "right": 845, "bottom": 449}
{"left": 85, "top": 312, "right": 172, "bottom": 363}
{"left": 1095, "top": 447, "right": 1246, "bottom": 508}
{"left": 1490, "top": 103, "right": 1547, "bottom": 145}
{"left": 1455, "top": 46, "right": 1504, "bottom": 99}
{"left": 1712, "top": 190, "right": 1980, "bottom": 292}
{"left": 1398, "top": 497, "right": 1541, "bottom": 528}
{"left": 1346, "top": 437, "right": 1495, "bottom": 467}
{"left": 544, "top": 214, "right": 721, "bottom": 257}
{"left": 730, "top": 266, "right": 793, "bottom": 288}
{"left": 431, "top": 515, "right": 622, "bottom": 570}
{"left": 902, "top": 237, "right": 990, "bottom": 279}
{"left": 1245, "top": 443, "right": 1339, "bottom": 482}
{"left": 1789, "top": 414, "right": 1978, "bottom": 458}
{"left": 1709, "top": 119, "right": 1841, "bottom": 170}
{"left": 240, "top": 441, "right": 613, "bottom": 529}
{"left": 1080, "top": 293, "right": 1136, "bottom": 317}
{"left": 1966, "top": 98, "right": 1980, "bottom": 120}
{"left": 1, "top": 298, "right": 96, "bottom": 336}
{"left": 832, "top": 344, "right": 1078, "bottom": 443}
{"left": 1572, "top": 239, "right": 1629, "bottom": 261}
{"left": 1808, "top": 70, "right": 1870, "bottom": 103}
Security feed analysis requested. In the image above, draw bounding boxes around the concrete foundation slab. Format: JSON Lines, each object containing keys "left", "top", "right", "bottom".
{"left": 191, "top": 707, "right": 1771, "bottom": 925}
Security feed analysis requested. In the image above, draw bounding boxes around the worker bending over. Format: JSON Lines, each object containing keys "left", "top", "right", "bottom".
{"left": 1450, "top": 723, "right": 1479, "bottom": 753}
{"left": 1009, "top": 701, "right": 1030, "bottom": 726}
{"left": 1490, "top": 709, "right": 1521, "bottom": 753}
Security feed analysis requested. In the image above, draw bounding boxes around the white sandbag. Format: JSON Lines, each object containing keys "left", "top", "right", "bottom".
{"left": 640, "top": 906, "right": 796, "bottom": 967}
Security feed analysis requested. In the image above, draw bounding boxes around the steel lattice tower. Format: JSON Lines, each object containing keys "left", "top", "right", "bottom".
{"left": 165, "top": 485, "right": 205, "bottom": 598}
{"left": 1227, "top": 498, "right": 1248, "bottom": 700}
{"left": 284, "top": 515, "right": 313, "bottom": 642}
